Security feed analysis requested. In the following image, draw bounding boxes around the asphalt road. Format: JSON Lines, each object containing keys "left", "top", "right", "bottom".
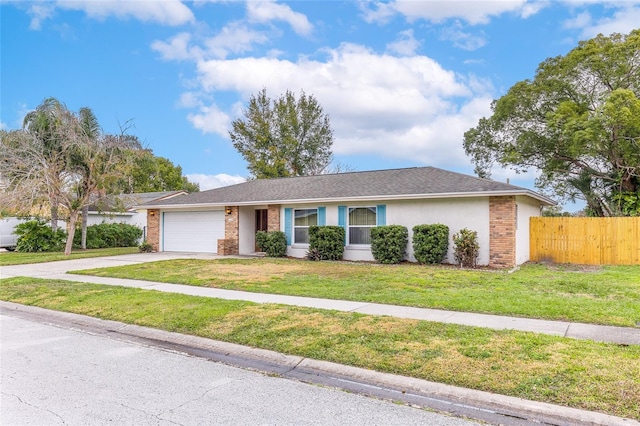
{"left": 1, "top": 313, "right": 481, "bottom": 426}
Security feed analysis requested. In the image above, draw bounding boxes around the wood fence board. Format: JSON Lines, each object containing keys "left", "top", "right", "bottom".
{"left": 530, "top": 217, "right": 640, "bottom": 265}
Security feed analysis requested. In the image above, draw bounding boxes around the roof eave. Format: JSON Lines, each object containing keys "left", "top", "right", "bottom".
{"left": 140, "top": 190, "right": 555, "bottom": 210}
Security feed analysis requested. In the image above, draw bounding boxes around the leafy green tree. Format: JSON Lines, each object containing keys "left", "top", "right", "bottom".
{"left": 117, "top": 149, "right": 199, "bottom": 193}
{"left": 0, "top": 99, "right": 141, "bottom": 255}
{"left": 229, "top": 88, "right": 334, "bottom": 178}
{"left": 464, "top": 30, "right": 640, "bottom": 216}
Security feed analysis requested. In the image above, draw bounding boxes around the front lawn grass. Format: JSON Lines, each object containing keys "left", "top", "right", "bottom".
{"left": 0, "top": 277, "right": 638, "bottom": 420}
{"left": 72, "top": 258, "right": 640, "bottom": 327}
{"left": 0, "top": 247, "right": 140, "bottom": 266}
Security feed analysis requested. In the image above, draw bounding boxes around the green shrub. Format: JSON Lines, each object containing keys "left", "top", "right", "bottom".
{"left": 370, "top": 225, "right": 408, "bottom": 264}
{"left": 308, "top": 226, "right": 345, "bottom": 261}
{"left": 412, "top": 224, "right": 449, "bottom": 264}
{"left": 256, "top": 231, "right": 287, "bottom": 257}
{"left": 15, "top": 219, "right": 67, "bottom": 252}
{"left": 453, "top": 228, "right": 480, "bottom": 268}
{"left": 73, "top": 223, "right": 143, "bottom": 249}
{"left": 139, "top": 241, "right": 154, "bottom": 253}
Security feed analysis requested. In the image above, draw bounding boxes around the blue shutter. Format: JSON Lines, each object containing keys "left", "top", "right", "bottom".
{"left": 376, "top": 204, "right": 386, "bottom": 226}
{"left": 338, "top": 205, "right": 347, "bottom": 244}
{"left": 318, "top": 206, "right": 326, "bottom": 226}
{"left": 284, "top": 208, "right": 292, "bottom": 245}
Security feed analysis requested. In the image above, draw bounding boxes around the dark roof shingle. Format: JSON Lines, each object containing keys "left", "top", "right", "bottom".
{"left": 143, "top": 167, "right": 553, "bottom": 207}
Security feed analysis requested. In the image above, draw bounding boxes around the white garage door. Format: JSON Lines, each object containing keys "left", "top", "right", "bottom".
{"left": 163, "top": 211, "right": 225, "bottom": 253}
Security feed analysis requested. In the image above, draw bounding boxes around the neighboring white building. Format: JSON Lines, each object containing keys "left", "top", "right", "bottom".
{"left": 140, "top": 167, "right": 555, "bottom": 268}
{"left": 88, "top": 191, "right": 187, "bottom": 239}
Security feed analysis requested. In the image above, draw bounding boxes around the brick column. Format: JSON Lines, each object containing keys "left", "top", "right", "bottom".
{"left": 489, "top": 196, "right": 516, "bottom": 268}
{"left": 218, "top": 206, "right": 239, "bottom": 255}
{"left": 146, "top": 209, "right": 160, "bottom": 252}
{"left": 267, "top": 204, "right": 281, "bottom": 232}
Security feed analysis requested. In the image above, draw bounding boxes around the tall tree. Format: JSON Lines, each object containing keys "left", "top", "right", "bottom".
{"left": 0, "top": 100, "right": 140, "bottom": 255}
{"left": 115, "top": 149, "right": 199, "bottom": 193}
{"left": 229, "top": 89, "right": 334, "bottom": 178}
{"left": 463, "top": 30, "right": 640, "bottom": 216}
{"left": 20, "top": 97, "right": 70, "bottom": 230}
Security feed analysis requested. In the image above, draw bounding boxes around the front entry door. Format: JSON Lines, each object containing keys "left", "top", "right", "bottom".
{"left": 255, "top": 209, "right": 268, "bottom": 251}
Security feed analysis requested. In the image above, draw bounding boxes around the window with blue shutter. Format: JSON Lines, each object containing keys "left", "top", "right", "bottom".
{"left": 318, "top": 206, "right": 326, "bottom": 226}
{"left": 376, "top": 204, "right": 386, "bottom": 226}
{"left": 284, "top": 208, "right": 292, "bottom": 245}
{"left": 338, "top": 205, "right": 347, "bottom": 244}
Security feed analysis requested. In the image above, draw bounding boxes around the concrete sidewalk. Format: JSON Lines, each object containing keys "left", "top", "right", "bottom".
{"left": 1, "top": 252, "right": 639, "bottom": 345}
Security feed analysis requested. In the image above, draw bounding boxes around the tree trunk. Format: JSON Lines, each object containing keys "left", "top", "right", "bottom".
{"left": 64, "top": 211, "right": 78, "bottom": 255}
{"left": 50, "top": 194, "right": 59, "bottom": 232}
{"left": 81, "top": 205, "right": 88, "bottom": 249}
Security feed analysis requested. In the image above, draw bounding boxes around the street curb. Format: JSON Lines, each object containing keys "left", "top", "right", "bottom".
{"left": 2, "top": 301, "right": 638, "bottom": 426}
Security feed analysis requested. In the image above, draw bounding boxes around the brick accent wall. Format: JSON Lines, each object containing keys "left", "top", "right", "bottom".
{"left": 146, "top": 210, "right": 160, "bottom": 252}
{"left": 267, "top": 204, "right": 281, "bottom": 232}
{"left": 489, "top": 196, "right": 516, "bottom": 268}
{"left": 218, "top": 206, "right": 239, "bottom": 255}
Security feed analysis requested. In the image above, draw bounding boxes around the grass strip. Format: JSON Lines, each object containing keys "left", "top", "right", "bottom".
{"left": 1, "top": 276, "right": 638, "bottom": 420}
{"left": 72, "top": 258, "right": 640, "bottom": 327}
{"left": 0, "top": 247, "right": 140, "bottom": 266}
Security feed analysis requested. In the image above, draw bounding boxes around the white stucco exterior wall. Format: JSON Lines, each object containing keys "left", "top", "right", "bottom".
{"left": 238, "top": 206, "right": 256, "bottom": 255}
{"left": 284, "top": 198, "right": 492, "bottom": 265}
{"left": 515, "top": 196, "right": 542, "bottom": 265}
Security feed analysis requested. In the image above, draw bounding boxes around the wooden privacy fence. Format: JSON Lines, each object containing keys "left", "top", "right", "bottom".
{"left": 530, "top": 217, "right": 640, "bottom": 265}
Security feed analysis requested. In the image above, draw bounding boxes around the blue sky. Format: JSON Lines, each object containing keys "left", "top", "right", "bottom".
{"left": 2, "top": 1, "right": 639, "bottom": 209}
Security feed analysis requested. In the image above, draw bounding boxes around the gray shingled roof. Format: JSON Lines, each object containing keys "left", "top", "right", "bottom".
{"left": 90, "top": 191, "right": 187, "bottom": 211}
{"left": 142, "top": 167, "right": 554, "bottom": 207}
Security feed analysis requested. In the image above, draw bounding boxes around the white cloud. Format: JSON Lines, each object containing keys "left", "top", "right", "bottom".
{"left": 359, "top": 1, "right": 397, "bottom": 24}
{"left": 185, "top": 173, "right": 246, "bottom": 190}
{"left": 0, "top": 121, "right": 7, "bottom": 130}
{"left": 152, "top": 32, "right": 202, "bottom": 61}
{"left": 27, "top": 3, "right": 55, "bottom": 30}
{"left": 579, "top": 6, "right": 640, "bottom": 38}
{"left": 54, "top": 0, "right": 194, "bottom": 26}
{"left": 363, "top": 0, "right": 543, "bottom": 25}
{"left": 189, "top": 43, "right": 489, "bottom": 168}
{"left": 563, "top": 11, "right": 592, "bottom": 30}
{"left": 440, "top": 22, "right": 487, "bottom": 51}
{"left": 187, "top": 103, "right": 231, "bottom": 136}
{"left": 246, "top": 0, "right": 313, "bottom": 36}
{"left": 204, "top": 22, "right": 269, "bottom": 59}
{"left": 386, "top": 29, "right": 420, "bottom": 56}
{"left": 152, "top": 22, "right": 269, "bottom": 62}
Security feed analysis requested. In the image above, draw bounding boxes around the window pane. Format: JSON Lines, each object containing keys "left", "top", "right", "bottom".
{"left": 295, "top": 209, "right": 317, "bottom": 226}
{"left": 294, "top": 228, "right": 309, "bottom": 244}
{"left": 348, "top": 207, "right": 376, "bottom": 226}
{"left": 349, "top": 227, "right": 372, "bottom": 245}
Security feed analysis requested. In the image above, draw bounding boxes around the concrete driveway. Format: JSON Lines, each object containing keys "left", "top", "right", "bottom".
{"left": 0, "top": 252, "right": 223, "bottom": 279}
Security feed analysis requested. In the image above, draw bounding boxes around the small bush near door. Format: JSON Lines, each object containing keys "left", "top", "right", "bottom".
{"left": 412, "top": 224, "right": 449, "bottom": 264}
{"left": 370, "top": 225, "right": 408, "bottom": 264}
{"left": 453, "top": 228, "right": 480, "bottom": 268}
{"left": 308, "top": 226, "right": 345, "bottom": 260}
{"left": 256, "top": 231, "right": 287, "bottom": 257}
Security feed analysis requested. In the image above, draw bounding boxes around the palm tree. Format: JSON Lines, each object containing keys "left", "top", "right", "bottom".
{"left": 22, "top": 97, "right": 70, "bottom": 231}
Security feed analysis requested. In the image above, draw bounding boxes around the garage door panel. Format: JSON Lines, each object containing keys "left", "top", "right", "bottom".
{"left": 163, "top": 211, "right": 224, "bottom": 253}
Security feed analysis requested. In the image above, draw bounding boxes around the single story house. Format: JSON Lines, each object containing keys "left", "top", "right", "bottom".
{"left": 139, "top": 167, "right": 555, "bottom": 268}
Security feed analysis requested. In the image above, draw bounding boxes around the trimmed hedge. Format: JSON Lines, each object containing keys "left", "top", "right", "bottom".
{"left": 370, "top": 225, "right": 408, "bottom": 264}
{"left": 256, "top": 231, "right": 287, "bottom": 257}
{"left": 453, "top": 228, "right": 479, "bottom": 268}
{"left": 15, "top": 219, "right": 67, "bottom": 252}
{"left": 412, "top": 224, "right": 449, "bottom": 264}
{"left": 308, "top": 226, "right": 345, "bottom": 261}
{"left": 73, "top": 223, "right": 143, "bottom": 249}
